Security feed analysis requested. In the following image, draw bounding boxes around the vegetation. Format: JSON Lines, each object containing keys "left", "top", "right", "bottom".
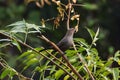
{"left": 0, "top": 0, "right": 120, "bottom": 80}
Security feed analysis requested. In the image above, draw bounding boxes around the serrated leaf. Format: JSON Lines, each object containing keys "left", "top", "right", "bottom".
{"left": 0, "top": 68, "right": 10, "bottom": 79}
{"left": 55, "top": 69, "right": 64, "bottom": 80}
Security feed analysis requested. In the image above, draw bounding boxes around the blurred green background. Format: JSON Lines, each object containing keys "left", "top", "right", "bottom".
{"left": 0, "top": 0, "right": 120, "bottom": 61}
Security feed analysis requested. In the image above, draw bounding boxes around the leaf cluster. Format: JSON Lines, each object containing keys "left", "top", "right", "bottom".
{"left": 0, "top": 20, "right": 120, "bottom": 80}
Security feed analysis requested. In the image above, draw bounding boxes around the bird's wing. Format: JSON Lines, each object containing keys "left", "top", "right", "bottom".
{"left": 57, "top": 38, "right": 69, "bottom": 51}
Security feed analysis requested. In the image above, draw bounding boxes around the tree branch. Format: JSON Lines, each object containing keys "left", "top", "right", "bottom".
{"left": 40, "top": 35, "right": 83, "bottom": 80}
{"left": 67, "top": 1, "right": 72, "bottom": 30}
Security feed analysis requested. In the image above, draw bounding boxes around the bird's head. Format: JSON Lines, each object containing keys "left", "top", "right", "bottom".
{"left": 65, "top": 28, "right": 75, "bottom": 37}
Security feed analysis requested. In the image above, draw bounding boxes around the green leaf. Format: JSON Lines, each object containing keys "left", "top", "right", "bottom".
{"left": 113, "top": 68, "right": 119, "bottom": 80}
{"left": 50, "top": 65, "right": 56, "bottom": 74}
{"left": 90, "top": 48, "right": 98, "bottom": 55}
{"left": 12, "top": 39, "right": 22, "bottom": 52}
{"left": 92, "top": 28, "right": 99, "bottom": 44}
{"left": 26, "top": 58, "right": 39, "bottom": 66}
{"left": 34, "top": 66, "right": 41, "bottom": 71}
{"left": 114, "top": 50, "right": 120, "bottom": 65}
{"left": 74, "top": 38, "right": 89, "bottom": 47}
{"left": 86, "top": 28, "right": 99, "bottom": 46}
{"left": 82, "top": 3, "right": 98, "bottom": 10}
{"left": 0, "top": 39, "right": 11, "bottom": 48}
{"left": 64, "top": 75, "right": 70, "bottom": 80}
{"left": 7, "top": 20, "right": 42, "bottom": 34}
{"left": 25, "top": 23, "right": 42, "bottom": 31}
{"left": 86, "top": 28, "right": 95, "bottom": 40}
{"left": 18, "top": 50, "right": 32, "bottom": 59}
{"left": 35, "top": 65, "right": 50, "bottom": 72}
{"left": 10, "top": 26, "right": 26, "bottom": 33}
{"left": 114, "top": 50, "right": 120, "bottom": 58}
{"left": 69, "top": 57, "right": 77, "bottom": 63}
{"left": 7, "top": 20, "right": 26, "bottom": 33}
{"left": 78, "top": 46, "right": 86, "bottom": 53}
{"left": 27, "top": 54, "right": 36, "bottom": 60}
{"left": 7, "top": 20, "right": 25, "bottom": 27}
{"left": 0, "top": 68, "right": 10, "bottom": 79}
{"left": 9, "top": 69, "right": 16, "bottom": 78}
{"left": 104, "top": 58, "right": 113, "bottom": 67}
{"left": 66, "top": 50, "right": 77, "bottom": 57}
{"left": 55, "top": 69, "right": 64, "bottom": 80}
{"left": 23, "top": 58, "right": 39, "bottom": 70}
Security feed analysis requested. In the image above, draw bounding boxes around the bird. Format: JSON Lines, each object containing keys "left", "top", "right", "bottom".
{"left": 40, "top": 28, "right": 75, "bottom": 52}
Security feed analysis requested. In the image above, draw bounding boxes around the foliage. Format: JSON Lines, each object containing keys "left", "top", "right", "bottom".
{"left": 0, "top": 20, "right": 120, "bottom": 80}
{"left": 0, "top": 0, "right": 120, "bottom": 80}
